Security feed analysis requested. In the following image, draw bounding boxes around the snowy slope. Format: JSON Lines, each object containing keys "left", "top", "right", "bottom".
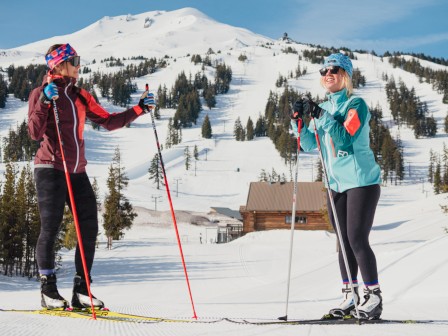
{"left": 0, "top": 7, "right": 448, "bottom": 336}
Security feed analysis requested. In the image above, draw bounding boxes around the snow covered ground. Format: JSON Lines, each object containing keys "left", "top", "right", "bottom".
{"left": 1, "top": 194, "right": 447, "bottom": 335}
{"left": 1, "top": 7, "right": 448, "bottom": 335}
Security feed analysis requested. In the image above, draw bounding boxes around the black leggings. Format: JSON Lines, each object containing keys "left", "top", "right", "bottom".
{"left": 327, "top": 184, "right": 380, "bottom": 285}
{"left": 35, "top": 168, "right": 98, "bottom": 277}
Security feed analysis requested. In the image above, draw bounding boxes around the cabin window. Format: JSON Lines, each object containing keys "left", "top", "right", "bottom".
{"left": 285, "top": 215, "right": 307, "bottom": 224}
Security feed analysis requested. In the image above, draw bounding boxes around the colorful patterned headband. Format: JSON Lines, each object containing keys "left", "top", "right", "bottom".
{"left": 45, "top": 43, "right": 77, "bottom": 70}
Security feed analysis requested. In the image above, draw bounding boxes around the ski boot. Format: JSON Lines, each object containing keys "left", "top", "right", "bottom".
{"left": 71, "top": 274, "right": 104, "bottom": 310}
{"left": 40, "top": 274, "right": 69, "bottom": 309}
{"left": 328, "top": 284, "right": 359, "bottom": 318}
{"left": 353, "top": 285, "right": 382, "bottom": 320}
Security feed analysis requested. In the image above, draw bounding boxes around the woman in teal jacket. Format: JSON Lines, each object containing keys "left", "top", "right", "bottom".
{"left": 292, "top": 53, "right": 382, "bottom": 319}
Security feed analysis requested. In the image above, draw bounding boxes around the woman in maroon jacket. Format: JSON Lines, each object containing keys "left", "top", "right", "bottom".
{"left": 28, "top": 43, "right": 155, "bottom": 309}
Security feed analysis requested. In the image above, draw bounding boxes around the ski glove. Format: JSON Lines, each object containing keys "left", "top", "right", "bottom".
{"left": 292, "top": 99, "right": 304, "bottom": 119}
{"left": 303, "top": 97, "right": 323, "bottom": 119}
{"left": 43, "top": 82, "right": 59, "bottom": 101}
{"left": 139, "top": 92, "right": 156, "bottom": 111}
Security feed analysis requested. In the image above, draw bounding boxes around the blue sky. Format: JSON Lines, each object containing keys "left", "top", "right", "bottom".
{"left": 1, "top": 0, "right": 447, "bottom": 59}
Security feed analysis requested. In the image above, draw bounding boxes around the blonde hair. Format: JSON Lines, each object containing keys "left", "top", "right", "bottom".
{"left": 320, "top": 68, "right": 353, "bottom": 97}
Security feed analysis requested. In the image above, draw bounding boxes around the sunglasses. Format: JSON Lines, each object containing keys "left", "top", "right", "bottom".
{"left": 67, "top": 56, "right": 81, "bottom": 67}
{"left": 319, "top": 66, "right": 340, "bottom": 76}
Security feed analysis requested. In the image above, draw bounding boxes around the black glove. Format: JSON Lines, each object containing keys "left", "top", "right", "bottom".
{"left": 303, "top": 97, "right": 323, "bottom": 119}
{"left": 291, "top": 99, "right": 304, "bottom": 119}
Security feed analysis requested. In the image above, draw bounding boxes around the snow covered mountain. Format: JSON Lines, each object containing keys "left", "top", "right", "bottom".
{"left": 0, "top": 8, "right": 448, "bottom": 335}
{"left": 1, "top": 6, "right": 446, "bottom": 214}
{"left": 0, "top": 7, "right": 271, "bottom": 67}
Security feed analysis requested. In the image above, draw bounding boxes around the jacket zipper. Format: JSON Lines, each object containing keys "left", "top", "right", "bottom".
{"left": 324, "top": 99, "right": 341, "bottom": 192}
{"left": 64, "top": 83, "right": 80, "bottom": 173}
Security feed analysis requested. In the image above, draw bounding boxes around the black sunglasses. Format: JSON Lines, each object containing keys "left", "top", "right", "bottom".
{"left": 319, "top": 66, "right": 340, "bottom": 76}
{"left": 67, "top": 56, "right": 81, "bottom": 67}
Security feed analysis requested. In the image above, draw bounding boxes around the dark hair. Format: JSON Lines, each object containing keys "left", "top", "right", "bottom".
{"left": 46, "top": 44, "right": 64, "bottom": 56}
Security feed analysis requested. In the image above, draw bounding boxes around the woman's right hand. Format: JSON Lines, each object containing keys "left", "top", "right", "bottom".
{"left": 43, "top": 82, "right": 59, "bottom": 100}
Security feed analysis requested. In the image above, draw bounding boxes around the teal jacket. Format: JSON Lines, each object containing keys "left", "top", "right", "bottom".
{"left": 295, "top": 89, "right": 381, "bottom": 192}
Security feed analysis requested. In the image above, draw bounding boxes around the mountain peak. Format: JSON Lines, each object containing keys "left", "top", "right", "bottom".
{"left": 5, "top": 7, "right": 270, "bottom": 65}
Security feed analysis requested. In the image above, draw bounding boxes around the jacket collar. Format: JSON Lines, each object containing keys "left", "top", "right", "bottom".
{"left": 54, "top": 76, "right": 76, "bottom": 87}
{"left": 326, "top": 88, "right": 349, "bottom": 104}
{"left": 41, "top": 75, "right": 77, "bottom": 88}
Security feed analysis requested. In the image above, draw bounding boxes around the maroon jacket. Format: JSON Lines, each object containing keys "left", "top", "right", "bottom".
{"left": 28, "top": 77, "right": 144, "bottom": 173}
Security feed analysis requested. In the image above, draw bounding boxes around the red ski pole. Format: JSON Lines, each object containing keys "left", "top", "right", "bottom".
{"left": 144, "top": 83, "right": 198, "bottom": 319}
{"left": 51, "top": 95, "right": 97, "bottom": 320}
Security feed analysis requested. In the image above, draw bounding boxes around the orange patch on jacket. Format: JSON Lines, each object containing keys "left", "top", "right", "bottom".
{"left": 344, "top": 109, "right": 361, "bottom": 136}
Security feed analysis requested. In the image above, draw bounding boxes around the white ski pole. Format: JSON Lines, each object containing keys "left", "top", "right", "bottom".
{"left": 279, "top": 118, "right": 303, "bottom": 321}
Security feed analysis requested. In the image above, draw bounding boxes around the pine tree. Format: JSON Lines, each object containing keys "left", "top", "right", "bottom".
{"left": 270, "top": 168, "right": 279, "bottom": 182}
{"left": 259, "top": 169, "right": 268, "bottom": 182}
{"left": 91, "top": 177, "right": 101, "bottom": 209}
{"left": 316, "top": 160, "right": 323, "bottom": 182}
{"left": 433, "top": 159, "right": 442, "bottom": 194}
{"left": 23, "top": 164, "right": 40, "bottom": 277}
{"left": 428, "top": 149, "right": 435, "bottom": 183}
{"left": 165, "top": 118, "right": 182, "bottom": 148}
{"left": 254, "top": 115, "right": 267, "bottom": 137}
{"left": 13, "top": 167, "right": 27, "bottom": 276}
{"left": 148, "top": 153, "right": 164, "bottom": 189}
{"left": 0, "top": 162, "right": 17, "bottom": 275}
{"left": 102, "top": 147, "right": 137, "bottom": 249}
{"left": 246, "top": 117, "right": 254, "bottom": 140}
{"left": 234, "top": 117, "right": 244, "bottom": 141}
{"left": 201, "top": 114, "right": 212, "bottom": 139}
{"left": 442, "top": 143, "right": 448, "bottom": 192}
{"left": 165, "top": 118, "right": 174, "bottom": 149}
{"left": 0, "top": 73, "right": 7, "bottom": 108}
{"left": 193, "top": 145, "right": 199, "bottom": 160}
{"left": 444, "top": 112, "right": 448, "bottom": 133}
{"left": 203, "top": 86, "right": 216, "bottom": 109}
{"left": 184, "top": 146, "right": 191, "bottom": 170}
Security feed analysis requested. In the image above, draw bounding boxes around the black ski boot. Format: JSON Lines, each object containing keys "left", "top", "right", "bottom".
{"left": 71, "top": 274, "right": 104, "bottom": 309}
{"left": 328, "top": 284, "right": 359, "bottom": 317}
{"left": 40, "top": 274, "right": 69, "bottom": 309}
{"left": 353, "top": 286, "right": 383, "bottom": 320}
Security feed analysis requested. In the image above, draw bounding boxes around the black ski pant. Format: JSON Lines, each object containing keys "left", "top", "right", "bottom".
{"left": 327, "top": 184, "right": 381, "bottom": 286}
{"left": 35, "top": 168, "right": 98, "bottom": 278}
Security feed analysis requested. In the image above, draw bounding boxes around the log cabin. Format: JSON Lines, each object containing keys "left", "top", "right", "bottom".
{"left": 240, "top": 181, "right": 332, "bottom": 234}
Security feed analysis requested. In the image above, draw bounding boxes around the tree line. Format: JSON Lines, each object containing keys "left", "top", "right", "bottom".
{"left": 369, "top": 104, "right": 404, "bottom": 184}
{"left": 1, "top": 57, "right": 166, "bottom": 107}
{"left": 2, "top": 120, "right": 40, "bottom": 162}
{"left": 3, "top": 64, "right": 47, "bottom": 102}
{"left": 428, "top": 144, "right": 448, "bottom": 194}
{"left": 385, "top": 77, "right": 437, "bottom": 138}
{"left": 302, "top": 48, "right": 355, "bottom": 65}
{"left": 158, "top": 63, "right": 232, "bottom": 144}
{"left": 0, "top": 72, "right": 8, "bottom": 108}
{"left": 0, "top": 145, "right": 136, "bottom": 277}
{"left": 0, "top": 163, "right": 40, "bottom": 277}
{"left": 388, "top": 55, "right": 448, "bottom": 104}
